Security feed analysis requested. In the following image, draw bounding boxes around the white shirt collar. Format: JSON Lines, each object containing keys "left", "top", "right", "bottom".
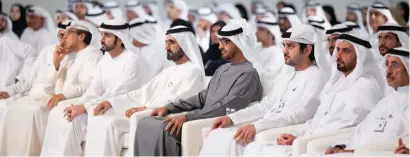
{"left": 397, "top": 85, "right": 409, "bottom": 93}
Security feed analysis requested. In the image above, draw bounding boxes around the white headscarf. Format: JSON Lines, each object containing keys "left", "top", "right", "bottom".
{"left": 278, "top": 7, "right": 302, "bottom": 27}
{"left": 72, "top": 0, "right": 93, "bottom": 12}
{"left": 198, "top": 7, "right": 217, "bottom": 24}
{"left": 301, "top": 1, "right": 331, "bottom": 29}
{"left": 99, "top": 19, "right": 134, "bottom": 50}
{"left": 217, "top": 18, "right": 261, "bottom": 72}
{"left": 126, "top": 0, "right": 150, "bottom": 20}
{"left": 281, "top": 24, "right": 331, "bottom": 80}
{"left": 325, "top": 23, "right": 353, "bottom": 35}
{"left": 343, "top": 21, "right": 369, "bottom": 37}
{"left": 56, "top": 20, "right": 71, "bottom": 37}
{"left": 55, "top": 9, "right": 79, "bottom": 21}
{"left": 69, "top": 20, "right": 102, "bottom": 49}
{"left": 85, "top": 7, "right": 108, "bottom": 26}
{"left": 143, "top": 1, "right": 160, "bottom": 20}
{"left": 385, "top": 47, "right": 409, "bottom": 76}
{"left": 166, "top": 25, "right": 205, "bottom": 86}
{"left": 104, "top": 1, "right": 125, "bottom": 21}
{"left": 0, "top": 13, "right": 14, "bottom": 35}
{"left": 129, "top": 18, "right": 157, "bottom": 44}
{"left": 256, "top": 16, "right": 282, "bottom": 49}
{"left": 372, "top": 22, "right": 410, "bottom": 67}
{"left": 325, "top": 33, "right": 384, "bottom": 98}
{"left": 376, "top": 22, "right": 409, "bottom": 49}
{"left": 366, "top": 2, "right": 398, "bottom": 35}
{"left": 216, "top": 3, "right": 242, "bottom": 20}
{"left": 171, "top": 0, "right": 188, "bottom": 21}
{"left": 28, "top": 6, "right": 56, "bottom": 32}
{"left": 307, "top": 16, "right": 327, "bottom": 31}
{"left": 346, "top": 3, "right": 367, "bottom": 35}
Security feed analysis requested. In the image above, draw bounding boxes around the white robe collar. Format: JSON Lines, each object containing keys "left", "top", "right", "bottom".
{"left": 396, "top": 85, "right": 409, "bottom": 93}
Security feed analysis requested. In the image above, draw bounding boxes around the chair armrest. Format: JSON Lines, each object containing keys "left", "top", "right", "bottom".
{"left": 292, "top": 127, "right": 355, "bottom": 156}
{"left": 181, "top": 117, "right": 219, "bottom": 156}
{"left": 354, "top": 136, "right": 409, "bottom": 155}
{"left": 124, "top": 109, "right": 153, "bottom": 156}
{"left": 255, "top": 124, "right": 308, "bottom": 142}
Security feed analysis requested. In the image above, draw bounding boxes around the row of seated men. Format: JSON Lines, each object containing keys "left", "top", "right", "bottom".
{"left": 0, "top": 12, "right": 408, "bottom": 157}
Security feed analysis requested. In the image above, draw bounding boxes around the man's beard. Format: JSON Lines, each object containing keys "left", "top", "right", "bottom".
{"left": 336, "top": 59, "right": 355, "bottom": 73}
{"left": 102, "top": 37, "right": 118, "bottom": 52}
{"left": 167, "top": 49, "right": 184, "bottom": 61}
{"left": 0, "top": 26, "right": 5, "bottom": 33}
{"left": 329, "top": 47, "right": 334, "bottom": 56}
{"left": 378, "top": 45, "right": 388, "bottom": 56}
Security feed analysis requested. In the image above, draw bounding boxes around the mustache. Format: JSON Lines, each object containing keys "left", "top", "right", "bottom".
{"left": 386, "top": 72, "right": 394, "bottom": 79}
{"left": 379, "top": 45, "right": 387, "bottom": 50}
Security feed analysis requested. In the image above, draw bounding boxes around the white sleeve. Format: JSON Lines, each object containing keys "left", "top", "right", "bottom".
{"left": 227, "top": 93, "right": 275, "bottom": 125}
{"left": 4, "top": 46, "right": 48, "bottom": 96}
{"left": 102, "top": 55, "right": 144, "bottom": 114}
{"left": 147, "top": 67, "right": 204, "bottom": 109}
{"left": 9, "top": 40, "right": 38, "bottom": 81}
{"left": 108, "top": 73, "right": 161, "bottom": 109}
{"left": 252, "top": 76, "right": 324, "bottom": 133}
{"left": 61, "top": 54, "right": 102, "bottom": 99}
{"left": 81, "top": 61, "right": 104, "bottom": 112}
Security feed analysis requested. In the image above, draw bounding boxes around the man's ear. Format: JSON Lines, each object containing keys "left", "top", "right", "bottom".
{"left": 305, "top": 45, "right": 313, "bottom": 55}
{"left": 79, "top": 33, "right": 86, "bottom": 42}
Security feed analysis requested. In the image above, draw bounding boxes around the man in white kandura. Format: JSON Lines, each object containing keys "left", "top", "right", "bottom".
{"left": 195, "top": 6, "right": 217, "bottom": 52}
{"left": 129, "top": 16, "right": 170, "bottom": 79}
{"left": 84, "top": 24, "right": 206, "bottom": 156}
{"left": 253, "top": 16, "right": 285, "bottom": 94}
{"left": 323, "top": 47, "right": 409, "bottom": 156}
{"left": 103, "top": 1, "right": 125, "bottom": 21}
{"left": 374, "top": 23, "right": 409, "bottom": 95}
{"left": 277, "top": 7, "right": 301, "bottom": 34}
{"left": 0, "top": 20, "right": 102, "bottom": 156}
{"left": 241, "top": 32, "right": 385, "bottom": 156}
{"left": 0, "top": 36, "right": 36, "bottom": 89}
{"left": 40, "top": 19, "right": 146, "bottom": 156}
{"left": 20, "top": 6, "right": 56, "bottom": 53}
{"left": 0, "top": 12, "right": 19, "bottom": 40}
{"left": 324, "top": 23, "right": 353, "bottom": 65}
{"left": 200, "top": 24, "right": 328, "bottom": 156}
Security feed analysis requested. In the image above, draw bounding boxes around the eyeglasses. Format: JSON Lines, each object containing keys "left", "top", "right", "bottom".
{"left": 65, "top": 29, "right": 79, "bottom": 35}
{"left": 385, "top": 61, "right": 403, "bottom": 71}
{"left": 218, "top": 38, "right": 231, "bottom": 46}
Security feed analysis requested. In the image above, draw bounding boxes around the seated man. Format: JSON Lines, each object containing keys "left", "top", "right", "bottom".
{"left": 324, "top": 47, "right": 409, "bottom": 155}
{"left": 253, "top": 16, "right": 285, "bottom": 94}
{"left": 325, "top": 23, "right": 353, "bottom": 65}
{"left": 242, "top": 33, "right": 385, "bottom": 156}
{"left": 375, "top": 23, "right": 408, "bottom": 94}
{"left": 134, "top": 18, "right": 264, "bottom": 156}
{"left": 40, "top": 19, "right": 146, "bottom": 156}
{"left": 0, "top": 20, "right": 102, "bottom": 156}
{"left": 200, "top": 24, "right": 327, "bottom": 156}
{"left": 0, "top": 36, "right": 36, "bottom": 89}
{"left": 83, "top": 24, "right": 206, "bottom": 156}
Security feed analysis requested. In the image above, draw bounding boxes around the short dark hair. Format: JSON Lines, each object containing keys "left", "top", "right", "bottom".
{"left": 299, "top": 43, "right": 315, "bottom": 62}
{"left": 76, "top": 29, "right": 92, "bottom": 45}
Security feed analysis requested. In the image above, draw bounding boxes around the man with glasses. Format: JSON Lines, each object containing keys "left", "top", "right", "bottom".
{"left": 41, "top": 19, "right": 145, "bottom": 156}
{"left": 133, "top": 19, "right": 263, "bottom": 156}
{"left": 323, "top": 47, "right": 409, "bottom": 156}
{"left": 0, "top": 20, "right": 102, "bottom": 156}
{"left": 375, "top": 23, "right": 409, "bottom": 94}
